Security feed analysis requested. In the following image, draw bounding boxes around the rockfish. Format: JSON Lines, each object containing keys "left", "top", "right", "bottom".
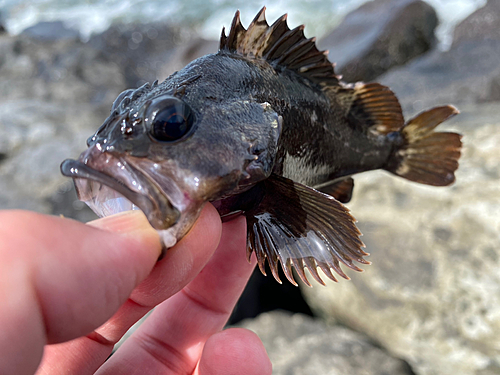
{"left": 61, "top": 8, "right": 462, "bottom": 286}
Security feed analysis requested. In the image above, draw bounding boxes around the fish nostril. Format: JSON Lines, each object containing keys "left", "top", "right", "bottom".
{"left": 86, "top": 135, "right": 95, "bottom": 147}
{"left": 123, "top": 126, "right": 134, "bottom": 136}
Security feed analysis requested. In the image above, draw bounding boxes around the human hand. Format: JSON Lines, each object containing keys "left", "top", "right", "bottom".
{"left": 0, "top": 204, "right": 271, "bottom": 374}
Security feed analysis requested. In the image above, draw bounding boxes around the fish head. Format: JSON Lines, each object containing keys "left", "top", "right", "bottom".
{"left": 61, "top": 54, "right": 282, "bottom": 246}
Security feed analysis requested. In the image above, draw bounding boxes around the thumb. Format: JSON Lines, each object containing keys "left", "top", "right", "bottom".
{"left": 0, "top": 209, "right": 161, "bottom": 375}
{"left": 1, "top": 210, "right": 161, "bottom": 344}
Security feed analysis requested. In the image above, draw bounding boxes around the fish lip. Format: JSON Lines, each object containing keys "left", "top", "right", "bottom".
{"left": 60, "top": 158, "right": 180, "bottom": 229}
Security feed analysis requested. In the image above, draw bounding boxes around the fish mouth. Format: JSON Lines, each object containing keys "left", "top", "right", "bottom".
{"left": 60, "top": 157, "right": 180, "bottom": 231}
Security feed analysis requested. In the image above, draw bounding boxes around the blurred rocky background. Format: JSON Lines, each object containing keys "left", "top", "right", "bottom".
{"left": 0, "top": 0, "right": 498, "bottom": 374}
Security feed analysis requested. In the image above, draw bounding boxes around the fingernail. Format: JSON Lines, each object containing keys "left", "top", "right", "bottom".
{"left": 88, "top": 211, "right": 162, "bottom": 255}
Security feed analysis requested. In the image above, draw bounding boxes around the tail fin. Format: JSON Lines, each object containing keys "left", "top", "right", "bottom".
{"left": 386, "top": 105, "right": 462, "bottom": 186}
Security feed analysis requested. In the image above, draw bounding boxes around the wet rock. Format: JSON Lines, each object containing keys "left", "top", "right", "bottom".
{"left": 21, "top": 21, "right": 81, "bottom": 41}
{"left": 88, "top": 22, "right": 190, "bottom": 87}
{"left": 302, "top": 103, "right": 500, "bottom": 375}
{"left": 0, "top": 28, "right": 129, "bottom": 218}
{"left": 380, "top": 1, "right": 500, "bottom": 113}
{"left": 0, "top": 34, "right": 126, "bottom": 112}
{"left": 0, "top": 100, "right": 104, "bottom": 214}
{"left": 452, "top": 0, "right": 500, "bottom": 46}
{"left": 318, "top": 0, "right": 437, "bottom": 82}
{"left": 238, "top": 311, "right": 415, "bottom": 375}
{"left": 158, "top": 36, "right": 219, "bottom": 78}
{"left": 0, "top": 11, "right": 6, "bottom": 34}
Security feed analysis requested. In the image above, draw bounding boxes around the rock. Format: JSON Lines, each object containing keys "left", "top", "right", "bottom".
{"left": 0, "top": 99, "right": 103, "bottom": 217}
{"left": 21, "top": 21, "right": 81, "bottom": 41}
{"left": 88, "top": 23, "right": 219, "bottom": 88}
{"left": 88, "top": 22, "right": 190, "bottom": 87}
{"left": 158, "top": 36, "right": 219, "bottom": 78}
{"left": 0, "top": 11, "right": 6, "bottom": 34}
{"left": 318, "top": 0, "right": 438, "bottom": 82}
{"left": 0, "top": 29, "right": 130, "bottom": 219}
{"left": 238, "top": 311, "right": 415, "bottom": 375}
{"left": 0, "top": 30, "right": 127, "bottom": 220}
{"left": 452, "top": 0, "right": 500, "bottom": 46}
{"left": 302, "top": 102, "right": 500, "bottom": 375}
{"left": 379, "top": 1, "right": 500, "bottom": 113}
{"left": 0, "top": 34, "right": 126, "bottom": 112}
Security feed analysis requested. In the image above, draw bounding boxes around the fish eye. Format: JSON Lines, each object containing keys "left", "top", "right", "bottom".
{"left": 150, "top": 99, "right": 195, "bottom": 142}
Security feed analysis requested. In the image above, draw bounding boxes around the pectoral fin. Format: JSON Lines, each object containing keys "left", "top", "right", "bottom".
{"left": 245, "top": 174, "right": 368, "bottom": 286}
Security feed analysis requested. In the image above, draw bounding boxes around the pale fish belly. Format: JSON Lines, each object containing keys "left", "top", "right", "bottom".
{"left": 282, "top": 153, "right": 332, "bottom": 187}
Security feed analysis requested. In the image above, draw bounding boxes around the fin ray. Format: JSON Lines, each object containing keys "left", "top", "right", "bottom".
{"left": 326, "top": 82, "right": 405, "bottom": 134}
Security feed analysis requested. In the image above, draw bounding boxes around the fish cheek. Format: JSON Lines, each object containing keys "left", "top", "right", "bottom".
{"left": 242, "top": 109, "right": 282, "bottom": 184}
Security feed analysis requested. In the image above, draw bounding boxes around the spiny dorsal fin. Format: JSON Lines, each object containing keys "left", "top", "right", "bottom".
{"left": 219, "top": 8, "right": 405, "bottom": 135}
{"left": 219, "top": 7, "right": 340, "bottom": 87}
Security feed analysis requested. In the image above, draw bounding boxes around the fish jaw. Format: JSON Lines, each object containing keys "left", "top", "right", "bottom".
{"left": 60, "top": 145, "right": 204, "bottom": 248}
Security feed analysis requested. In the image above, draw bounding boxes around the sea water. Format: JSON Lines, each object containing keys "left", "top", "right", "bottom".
{"left": 0, "top": 0, "right": 488, "bottom": 49}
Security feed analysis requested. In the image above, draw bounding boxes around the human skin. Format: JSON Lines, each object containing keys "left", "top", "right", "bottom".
{"left": 0, "top": 203, "right": 271, "bottom": 375}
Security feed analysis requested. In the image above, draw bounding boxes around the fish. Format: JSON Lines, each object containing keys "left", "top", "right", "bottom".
{"left": 61, "top": 7, "right": 462, "bottom": 287}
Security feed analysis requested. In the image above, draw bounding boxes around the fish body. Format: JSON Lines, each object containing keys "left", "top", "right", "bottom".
{"left": 61, "top": 8, "right": 462, "bottom": 286}
{"left": 187, "top": 53, "right": 396, "bottom": 188}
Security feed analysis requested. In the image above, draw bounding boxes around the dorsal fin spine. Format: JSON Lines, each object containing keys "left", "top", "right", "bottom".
{"left": 276, "top": 37, "right": 316, "bottom": 65}
{"left": 251, "top": 6, "right": 267, "bottom": 24}
{"left": 266, "top": 26, "right": 306, "bottom": 60}
{"left": 241, "top": 7, "right": 268, "bottom": 55}
{"left": 288, "top": 51, "right": 327, "bottom": 70}
{"left": 256, "top": 15, "right": 288, "bottom": 57}
{"left": 227, "top": 10, "right": 244, "bottom": 51}
{"left": 219, "top": 27, "right": 227, "bottom": 50}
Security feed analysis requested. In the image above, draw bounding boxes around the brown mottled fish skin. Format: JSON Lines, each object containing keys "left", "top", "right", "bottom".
{"left": 61, "top": 7, "right": 462, "bottom": 286}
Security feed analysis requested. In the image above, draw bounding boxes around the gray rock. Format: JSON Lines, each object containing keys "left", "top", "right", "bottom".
{"left": 0, "top": 34, "right": 126, "bottom": 111}
{"left": 158, "top": 36, "right": 219, "bottom": 78}
{"left": 379, "top": 1, "right": 500, "bottom": 113}
{"left": 88, "top": 22, "right": 190, "bottom": 87}
{"left": 238, "top": 311, "right": 414, "bottom": 375}
{"left": 452, "top": 0, "right": 500, "bottom": 47}
{"left": 0, "top": 11, "right": 6, "bottom": 34}
{"left": 0, "top": 29, "right": 129, "bottom": 219}
{"left": 318, "top": 0, "right": 437, "bottom": 82}
{"left": 21, "top": 21, "right": 81, "bottom": 41}
{"left": 302, "top": 102, "right": 500, "bottom": 375}
{"left": 87, "top": 23, "right": 219, "bottom": 88}
{"left": 0, "top": 99, "right": 103, "bottom": 216}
